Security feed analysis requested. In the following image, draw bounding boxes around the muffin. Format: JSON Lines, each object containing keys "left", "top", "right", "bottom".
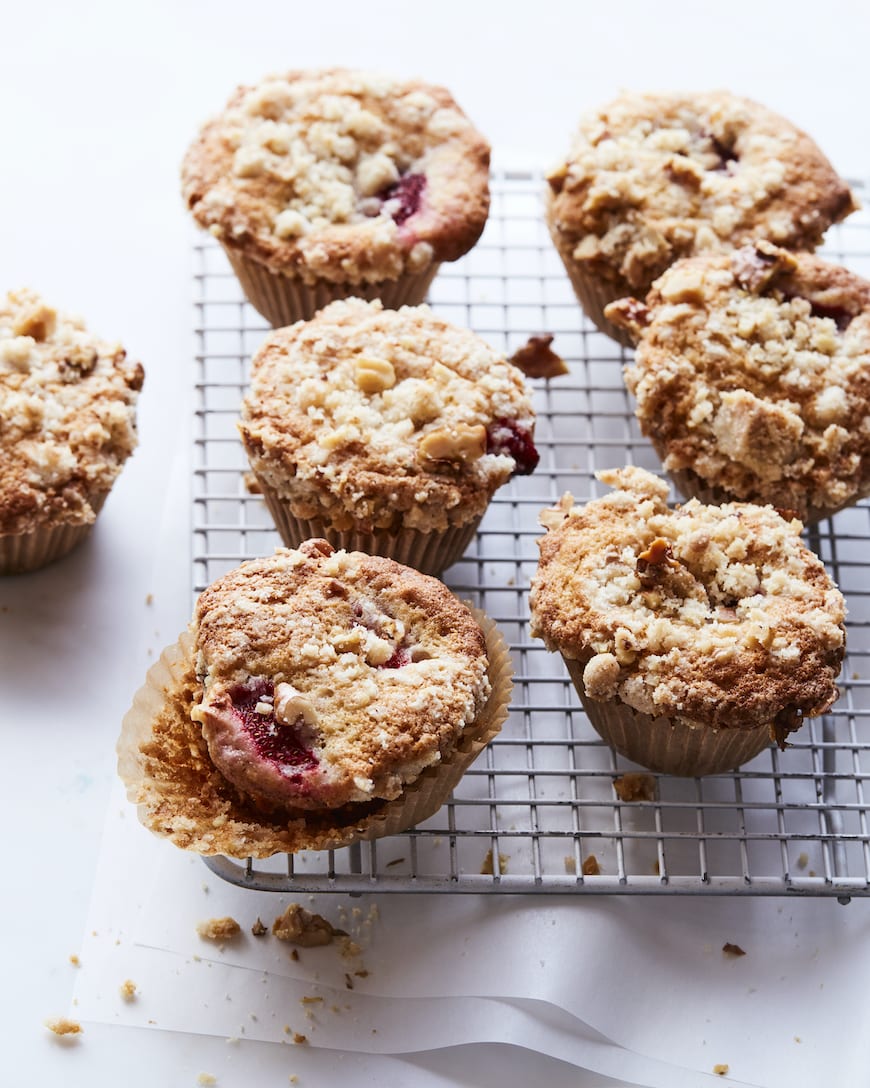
{"left": 607, "top": 242, "right": 870, "bottom": 523}
{"left": 545, "top": 91, "right": 857, "bottom": 345}
{"left": 0, "top": 288, "right": 144, "bottom": 574}
{"left": 182, "top": 68, "right": 490, "bottom": 327}
{"left": 239, "top": 298, "right": 539, "bottom": 575}
{"left": 118, "top": 540, "right": 512, "bottom": 856}
{"left": 529, "top": 467, "right": 846, "bottom": 776}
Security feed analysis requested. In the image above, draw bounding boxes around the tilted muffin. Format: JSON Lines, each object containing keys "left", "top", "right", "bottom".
{"left": 607, "top": 242, "right": 870, "bottom": 523}
{"left": 0, "top": 289, "right": 144, "bottom": 574}
{"left": 546, "top": 91, "right": 857, "bottom": 344}
{"left": 118, "top": 540, "right": 512, "bottom": 856}
{"left": 529, "top": 467, "right": 845, "bottom": 776}
{"left": 182, "top": 68, "right": 490, "bottom": 327}
{"left": 239, "top": 298, "right": 539, "bottom": 575}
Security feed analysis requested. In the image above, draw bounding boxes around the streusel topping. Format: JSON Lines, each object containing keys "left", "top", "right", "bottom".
{"left": 546, "top": 92, "right": 856, "bottom": 294}
{"left": 607, "top": 243, "right": 870, "bottom": 519}
{"left": 529, "top": 467, "right": 845, "bottom": 741}
{"left": 0, "top": 288, "right": 144, "bottom": 536}
{"left": 240, "top": 299, "right": 538, "bottom": 533}
{"left": 190, "top": 541, "right": 491, "bottom": 810}
{"left": 182, "top": 69, "right": 490, "bottom": 284}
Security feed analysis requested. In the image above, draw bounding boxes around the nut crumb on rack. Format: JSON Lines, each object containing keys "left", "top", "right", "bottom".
{"left": 582, "top": 854, "right": 601, "bottom": 876}
{"left": 480, "top": 848, "right": 509, "bottom": 875}
{"left": 293, "top": 1032, "right": 308, "bottom": 1045}
{"left": 564, "top": 855, "right": 576, "bottom": 874}
{"left": 613, "top": 773, "right": 656, "bottom": 802}
{"left": 273, "top": 904, "right": 343, "bottom": 947}
{"left": 509, "top": 334, "right": 569, "bottom": 379}
{"left": 797, "top": 852, "right": 809, "bottom": 870}
{"left": 722, "top": 943, "right": 746, "bottom": 958}
{"left": 44, "top": 1017, "right": 83, "bottom": 1037}
{"left": 119, "top": 979, "right": 138, "bottom": 1001}
{"left": 196, "top": 916, "right": 241, "bottom": 942}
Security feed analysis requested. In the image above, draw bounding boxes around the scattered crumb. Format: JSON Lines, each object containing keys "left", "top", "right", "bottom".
{"left": 581, "top": 854, "right": 601, "bottom": 876}
{"left": 290, "top": 948, "right": 300, "bottom": 962}
{"left": 290, "top": 1078, "right": 299, "bottom": 1085}
{"left": 722, "top": 943, "right": 746, "bottom": 958}
{"left": 480, "top": 849, "right": 509, "bottom": 875}
{"left": 273, "top": 904, "right": 344, "bottom": 947}
{"left": 809, "top": 870, "right": 817, "bottom": 877}
{"left": 509, "top": 334, "right": 569, "bottom": 379}
{"left": 339, "top": 936, "right": 361, "bottom": 959}
{"left": 386, "top": 857, "right": 406, "bottom": 868}
{"left": 293, "top": 1033, "right": 308, "bottom": 1045}
{"left": 196, "top": 917, "right": 241, "bottom": 942}
{"left": 44, "top": 1017, "right": 83, "bottom": 1037}
{"left": 796, "top": 852, "right": 809, "bottom": 870}
{"left": 345, "top": 973, "right": 354, "bottom": 990}
{"left": 197, "top": 1074, "right": 217, "bottom": 1086}
{"left": 119, "top": 979, "right": 138, "bottom": 1002}
{"left": 713, "top": 1064, "right": 729, "bottom": 1076}
{"left": 564, "top": 855, "right": 576, "bottom": 874}
{"left": 69, "top": 954, "right": 80, "bottom": 967}
{"left": 853, "top": 671, "right": 860, "bottom": 681}
{"left": 300, "top": 996, "right": 323, "bottom": 1006}
{"left": 794, "top": 1036, "right": 802, "bottom": 1044}
{"left": 354, "top": 969, "right": 369, "bottom": 978}
{"left": 145, "top": 593, "right": 154, "bottom": 606}
{"left": 251, "top": 918, "right": 268, "bottom": 937}
{"left": 613, "top": 773, "right": 656, "bottom": 802}
{"left": 652, "top": 859, "right": 661, "bottom": 876}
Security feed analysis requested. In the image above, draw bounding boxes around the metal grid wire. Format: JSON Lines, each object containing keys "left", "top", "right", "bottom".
{"left": 193, "top": 171, "right": 870, "bottom": 899}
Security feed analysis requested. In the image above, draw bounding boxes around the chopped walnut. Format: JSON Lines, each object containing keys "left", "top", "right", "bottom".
{"left": 196, "top": 916, "right": 241, "bottom": 942}
{"left": 722, "top": 942, "right": 746, "bottom": 958}
{"left": 581, "top": 854, "right": 601, "bottom": 876}
{"left": 293, "top": 1033, "right": 308, "bottom": 1045}
{"left": 731, "top": 239, "right": 796, "bottom": 292}
{"left": 613, "top": 773, "right": 656, "bottom": 802}
{"left": 509, "top": 335, "right": 569, "bottom": 379}
{"left": 251, "top": 918, "right": 268, "bottom": 937}
{"left": 273, "top": 904, "right": 343, "bottom": 947}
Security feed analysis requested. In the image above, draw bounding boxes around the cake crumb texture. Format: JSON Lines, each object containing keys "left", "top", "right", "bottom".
{"left": 196, "top": 916, "right": 242, "bottom": 942}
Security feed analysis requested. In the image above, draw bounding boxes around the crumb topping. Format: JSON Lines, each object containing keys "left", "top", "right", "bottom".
{"left": 182, "top": 69, "right": 490, "bottom": 284}
{"left": 610, "top": 244, "right": 870, "bottom": 519}
{"left": 0, "top": 288, "right": 143, "bottom": 536}
{"left": 529, "top": 467, "right": 845, "bottom": 739}
{"left": 190, "top": 541, "right": 491, "bottom": 809}
{"left": 546, "top": 92, "right": 855, "bottom": 294}
{"left": 240, "top": 299, "right": 537, "bottom": 533}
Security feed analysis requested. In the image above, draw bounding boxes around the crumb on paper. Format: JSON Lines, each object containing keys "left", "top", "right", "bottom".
{"left": 119, "top": 979, "right": 138, "bottom": 1002}
{"left": 797, "top": 852, "right": 809, "bottom": 870}
{"left": 196, "top": 917, "right": 241, "bottom": 942}
{"left": 354, "top": 969, "right": 369, "bottom": 978}
{"left": 197, "top": 1075, "right": 217, "bottom": 1086}
{"left": 564, "top": 855, "right": 576, "bottom": 874}
{"left": 713, "top": 1064, "right": 729, "bottom": 1076}
{"left": 300, "top": 996, "right": 323, "bottom": 1006}
{"left": 290, "top": 1078, "right": 299, "bottom": 1085}
{"left": 273, "top": 904, "right": 343, "bottom": 947}
{"left": 68, "top": 954, "right": 80, "bottom": 967}
{"left": 509, "top": 334, "right": 569, "bottom": 379}
{"left": 293, "top": 1033, "right": 308, "bottom": 1045}
{"left": 480, "top": 848, "right": 509, "bottom": 875}
{"left": 581, "top": 854, "right": 601, "bottom": 876}
{"left": 145, "top": 593, "right": 154, "bottom": 606}
{"left": 794, "top": 1036, "right": 802, "bottom": 1043}
{"left": 44, "top": 1017, "right": 83, "bottom": 1037}
{"left": 339, "top": 935, "right": 361, "bottom": 959}
{"left": 613, "top": 773, "right": 656, "bottom": 802}
{"left": 722, "top": 943, "right": 746, "bottom": 958}
{"left": 251, "top": 918, "right": 268, "bottom": 937}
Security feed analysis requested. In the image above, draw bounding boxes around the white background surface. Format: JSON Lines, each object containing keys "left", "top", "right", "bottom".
{"left": 2, "top": 1, "right": 869, "bottom": 1085}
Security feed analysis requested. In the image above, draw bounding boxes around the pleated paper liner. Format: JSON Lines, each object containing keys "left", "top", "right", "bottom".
{"left": 118, "top": 609, "right": 512, "bottom": 858}
{"left": 0, "top": 493, "right": 108, "bottom": 576}
{"left": 257, "top": 482, "right": 482, "bottom": 577}
{"left": 223, "top": 247, "right": 441, "bottom": 328}
{"left": 562, "top": 656, "right": 772, "bottom": 777}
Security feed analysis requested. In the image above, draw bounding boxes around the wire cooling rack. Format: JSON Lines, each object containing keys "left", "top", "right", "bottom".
{"left": 193, "top": 170, "right": 870, "bottom": 899}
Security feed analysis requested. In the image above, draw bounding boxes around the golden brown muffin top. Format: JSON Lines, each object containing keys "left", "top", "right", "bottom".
{"left": 190, "top": 541, "right": 491, "bottom": 810}
{"left": 608, "top": 243, "right": 870, "bottom": 520}
{"left": 546, "top": 91, "right": 856, "bottom": 296}
{"left": 0, "top": 288, "right": 143, "bottom": 537}
{"left": 529, "top": 467, "right": 845, "bottom": 741}
{"left": 182, "top": 68, "right": 490, "bottom": 284}
{"left": 239, "top": 299, "right": 538, "bottom": 533}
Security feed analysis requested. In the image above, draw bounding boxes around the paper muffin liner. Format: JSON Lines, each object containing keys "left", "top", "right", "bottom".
{"left": 668, "top": 466, "right": 869, "bottom": 527}
{"left": 117, "top": 608, "right": 512, "bottom": 858}
{"left": 0, "top": 493, "right": 108, "bottom": 576}
{"left": 223, "top": 247, "right": 441, "bottom": 328}
{"left": 258, "top": 480, "right": 482, "bottom": 577}
{"left": 562, "top": 656, "right": 772, "bottom": 776}
{"left": 546, "top": 233, "right": 635, "bottom": 348}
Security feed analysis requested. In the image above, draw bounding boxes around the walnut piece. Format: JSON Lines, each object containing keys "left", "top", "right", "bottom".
{"left": 418, "top": 423, "right": 487, "bottom": 464}
{"left": 613, "top": 773, "right": 656, "bottom": 802}
{"left": 509, "top": 335, "right": 569, "bottom": 379}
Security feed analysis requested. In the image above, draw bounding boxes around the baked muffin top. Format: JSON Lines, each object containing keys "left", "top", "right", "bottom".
{"left": 608, "top": 243, "right": 870, "bottom": 520}
{"left": 182, "top": 68, "right": 490, "bottom": 285}
{"left": 190, "top": 540, "right": 491, "bottom": 810}
{"left": 239, "top": 298, "right": 538, "bottom": 533}
{"left": 0, "top": 288, "right": 144, "bottom": 537}
{"left": 546, "top": 91, "right": 856, "bottom": 295}
{"left": 529, "top": 467, "right": 845, "bottom": 742}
